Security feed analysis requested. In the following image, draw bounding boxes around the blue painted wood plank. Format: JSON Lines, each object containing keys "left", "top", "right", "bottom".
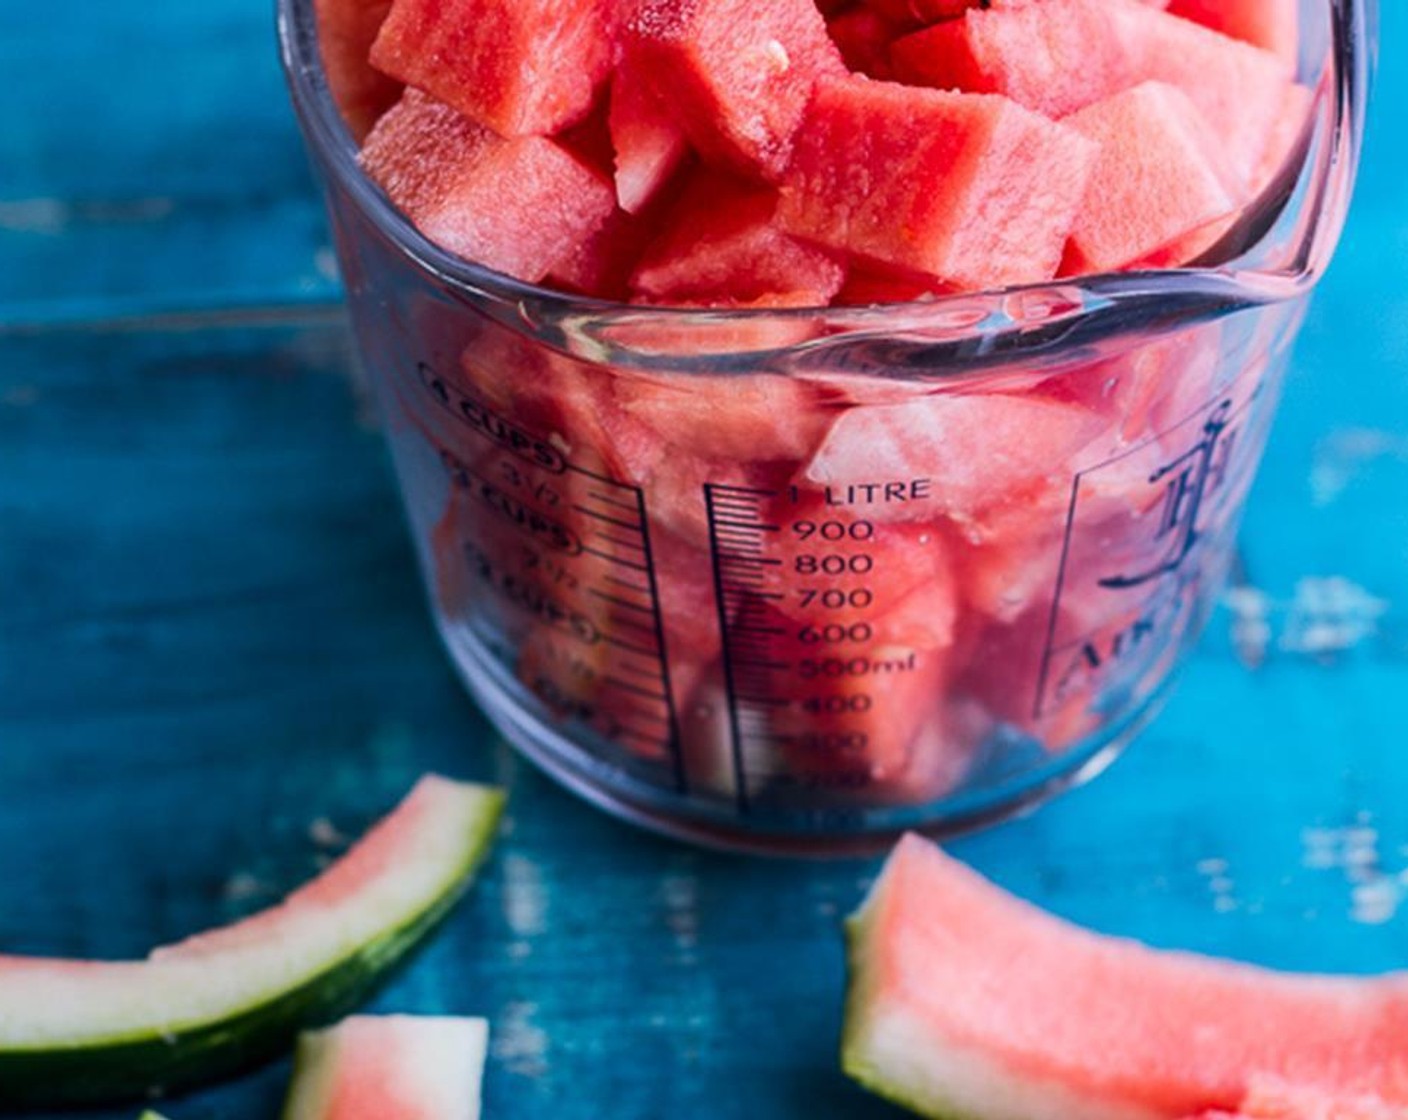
{"left": 0, "top": 2, "right": 1404, "bottom": 1118}
{"left": 0, "top": 0, "right": 339, "bottom": 323}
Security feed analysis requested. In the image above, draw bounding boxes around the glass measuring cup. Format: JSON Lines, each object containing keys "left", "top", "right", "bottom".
{"left": 279, "top": 0, "right": 1372, "bottom": 854}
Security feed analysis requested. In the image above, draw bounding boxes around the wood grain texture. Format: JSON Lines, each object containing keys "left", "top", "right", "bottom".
{"left": 0, "top": 0, "right": 1406, "bottom": 1116}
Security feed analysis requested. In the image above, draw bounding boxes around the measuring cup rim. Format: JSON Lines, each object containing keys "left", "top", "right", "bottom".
{"left": 276, "top": 0, "right": 1372, "bottom": 372}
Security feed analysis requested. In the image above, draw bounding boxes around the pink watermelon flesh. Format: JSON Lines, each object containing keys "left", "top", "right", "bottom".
{"left": 1063, "top": 81, "right": 1241, "bottom": 273}
{"left": 314, "top": 0, "right": 401, "bottom": 141}
{"left": 779, "top": 77, "right": 1095, "bottom": 289}
{"left": 803, "top": 390, "right": 1114, "bottom": 527}
{"left": 284, "top": 1015, "right": 488, "bottom": 1120}
{"left": 827, "top": 7, "right": 902, "bottom": 79}
{"left": 861, "top": 0, "right": 985, "bottom": 26}
{"left": 889, "top": 0, "right": 1149, "bottom": 119}
{"left": 1191, "top": 1076, "right": 1404, "bottom": 1119}
{"left": 624, "top": 0, "right": 846, "bottom": 180}
{"left": 546, "top": 205, "right": 652, "bottom": 301}
{"left": 1167, "top": 0, "right": 1300, "bottom": 70}
{"left": 608, "top": 64, "right": 690, "bottom": 215}
{"left": 630, "top": 172, "right": 845, "bottom": 307}
{"left": 368, "top": 0, "right": 614, "bottom": 137}
{"left": 359, "top": 90, "right": 616, "bottom": 283}
{"left": 893, "top": 0, "right": 1294, "bottom": 192}
{"left": 845, "top": 835, "right": 1408, "bottom": 1120}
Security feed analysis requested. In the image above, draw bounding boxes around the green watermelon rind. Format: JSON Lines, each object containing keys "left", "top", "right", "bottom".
{"left": 0, "top": 785, "right": 505, "bottom": 1108}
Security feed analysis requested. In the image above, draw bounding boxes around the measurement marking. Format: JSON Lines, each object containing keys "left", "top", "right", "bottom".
{"left": 730, "top": 623, "right": 788, "bottom": 636}
{"left": 613, "top": 657, "right": 664, "bottom": 680}
{"left": 594, "top": 531, "right": 645, "bottom": 550}
{"left": 586, "top": 490, "right": 641, "bottom": 512}
{"left": 567, "top": 462, "right": 632, "bottom": 485}
{"left": 572, "top": 504, "right": 642, "bottom": 531}
{"left": 619, "top": 704, "right": 671, "bottom": 726}
{"left": 603, "top": 634, "right": 658, "bottom": 658}
{"left": 706, "top": 484, "right": 755, "bottom": 813}
{"left": 582, "top": 546, "right": 650, "bottom": 571}
{"left": 710, "top": 484, "right": 777, "bottom": 498}
{"left": 730, "top": 657, "right": 792, "bottom": 671}
{"left": 604, "top": 573, "right": 650, "bottom": 593}
{"left": 588, "top": 589, "right": 655, "bottom": 614}
{"left": 712, "top": 516, "right": 780, "bottom": 531}
{"left": 718, "top": 554, "right": 783, "bottom": 568}
{"left": 632, "top": 486, "right": 686, "bottom": 795}
{"left": 734, "top": 695, "right": 791, "bottom": 709}
{"left": 604, "top": 675, "right": 671, "bottom": 702}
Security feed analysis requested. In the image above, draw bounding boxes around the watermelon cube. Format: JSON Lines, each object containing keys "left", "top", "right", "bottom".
{"left": 630, "top": 172, "right": 845, "bottom": 307}
{"left": 608, "top": 64, "right": 690, "bottom": 215}
{"left": 890, "top": 0, "right": 1147, "bottom": 119}
{"left": 1168, "top": 0, "right": 1300, "bottom": 70}
{"left": 369, "top": 0, "right": 615, "bottom": 137}
{"left": 314, "top": 0, "right": 401, "bottom": 141}
{"left": 1063, "top": 82, "right": 1240, "bottom": 274}
{"left": 623, "top": 0, "right": 846, "bottom": 180}
{"left": 359, "top": 91, "right": 616, "bottom": 283}
{"left": 860, "top": 0, "right": 983, "bottom": 26}
{"left": 893, "top": 0, "right": 1294, "bottom": 192}
{"left": 779, "top": 78, "right": 1095, "bottom": 289}
{"left": 546, "top": 206, "right": 653, "bottom": 301}
{"left": 803, "top": 390, "right": 1114, "bottom": 526}
{"left": 827, "top": 7, "right": 903, "bottom": 79}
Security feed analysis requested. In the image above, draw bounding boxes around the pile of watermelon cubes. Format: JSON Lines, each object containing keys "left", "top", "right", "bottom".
{"left": 325, "top": 0, "right": 1307, "bottom": 302}
{"left": 315, "top": 0, "right": 1310, "bottom": 809}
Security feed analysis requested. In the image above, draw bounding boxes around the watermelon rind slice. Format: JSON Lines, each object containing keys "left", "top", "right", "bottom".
{"left": 0, "top": 776, "right": 504, "bottom": 1106}
{"left": 282, "top": 1014, "right": 489, "bottom": 1120}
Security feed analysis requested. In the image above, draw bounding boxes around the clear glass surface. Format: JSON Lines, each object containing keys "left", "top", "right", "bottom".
{"left": 279, "top": 0, "right": 1373, "bottom": 852}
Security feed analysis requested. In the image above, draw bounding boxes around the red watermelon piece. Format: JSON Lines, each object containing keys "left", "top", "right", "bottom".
{"left": 1167, "top": 0, "right": 1300, "bottom": 71}
{"left": 313, "top": 0, "right": 401, "bottom": 141}
{"left": 359, "top": 91, "right": 616, "bottom": 283}
{"left": 860, "top": 0, "right": 984, "bottom": 26}
{"left": 779, "top": 77, "right": 1095, "bottom": 289}
{"left": 630, "top": 172, "right": 845, "bottom": 307}
{"left": 1063, "top": 81, "right": 1241, "bottom": 274}
{"left": 608, "top": 64, "right": 690, "bottom": 215}
{"left": 368, "top": 0, "right": 615, "bottom": 137}
{"left": 890, "top": 0, "right": 1148, "bottom": 119}
{"left": 827, "top": 6, "right": 902, "bottom": 79}
{"left": 802, "top": 390, "right": 1113, "bottom": 526}
{"left": 1192, "top": 1077, "right": 1402, "bottom": 1120}
{"left": 624, "top": 0, "right": 846, "bottom": 180}
{"left": 283, "top": 1016, "right": 488, "bottom": 1120}
{"left": 845, "top": 835, "right": 1408, "bottom": 1120}
{"left": 546, "top": 205, "right": 653, "bottom": 301}
{"left": 893, "top": 0, "right": 1294, "bottom": 192}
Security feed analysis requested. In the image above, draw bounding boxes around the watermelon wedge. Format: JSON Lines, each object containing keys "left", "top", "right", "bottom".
{"left": 0, "top": 776, "right": 504, "bottom": 1106}
{"left": 844, "top": 835, "right": 1408, "bottom": 1120}
{"left": 283, "top": 1015, "right": 489, "bottom": 1120}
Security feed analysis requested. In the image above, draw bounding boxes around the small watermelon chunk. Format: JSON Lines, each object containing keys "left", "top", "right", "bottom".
{"left": 845, "top": 835, "right": 1408, "bottom": 1120}
{"left": 624, "top": 0, "right": 846, "bottom": 180}
{"left": 0, "top": 776, "right": 503, "bottom": 1106}
{"left": 630, "top": 172, "right": 845, "bottom": 307}
{"left": 803, "top": 391, "right": 1112, "bottom": 526}
{"left": 359, "top": 91, "right": 616, "bottom": 283}
{"left": 368, "top": 0, "right": 614, "bottom": 136}
{"left": 314, "top": 0, "right": 401, "bottom": 141}
{"left": 1167, "top": 0, "right": 1299, "bottom": 70}
{"left": 890, "top": 0, "right": 1146, "bottom": 118}
{"left": 1063, "top": 81, "right": 1241, "bottom": 274}
{"left": 860, "top": 0, "right": 982, "bottom": 26}
{"left": 284, "top": 1016, "right": 488, "bottom": 1120}
{"left": 546, "top": 206, "right": 653, "bottom": 301}
{"left": 608, "top": 65, "right": 690, "bottom": 215}
{"left": 779, "top": 78, "right": 1095, "bottom": 289}
{"left": 894, "top": 0, "right": 1293, "bottom": 192}
{"left": 827, "top": 6, "right": 903, "bottom": 80}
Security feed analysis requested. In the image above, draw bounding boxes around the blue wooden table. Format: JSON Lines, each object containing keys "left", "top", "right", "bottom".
{"left": 2, "top": 5, "right": 1406, "bottom": 1117}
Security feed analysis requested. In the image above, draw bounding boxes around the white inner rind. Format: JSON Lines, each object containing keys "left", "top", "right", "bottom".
{"left": 0, "top": 778, "right": 503, "bottom": 1048}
